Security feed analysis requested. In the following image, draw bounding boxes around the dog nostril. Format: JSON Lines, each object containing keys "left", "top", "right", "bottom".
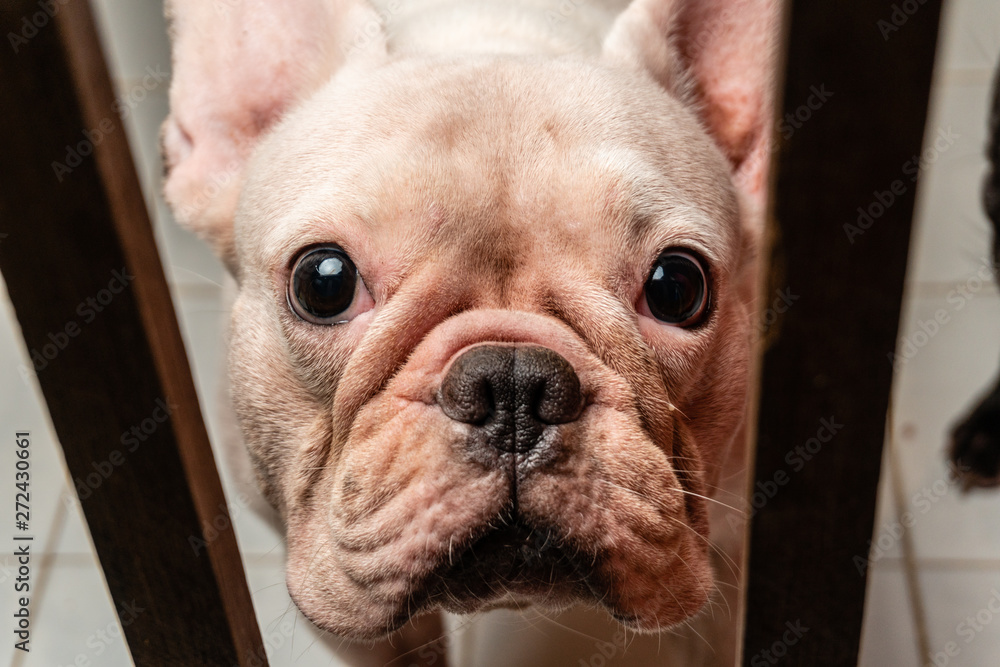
{"left": 515, "top": 346, "right": 583, "bottom": 425}
{"left": 437, "top": 345, "right": 583, "bottom": 449}
{"left": 438, "top": 347, "right": 507, "bottom": 425}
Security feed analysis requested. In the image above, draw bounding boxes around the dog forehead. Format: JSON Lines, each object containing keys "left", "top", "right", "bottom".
{"left": 241, "top": 56, "right": 739, "bottom": 268}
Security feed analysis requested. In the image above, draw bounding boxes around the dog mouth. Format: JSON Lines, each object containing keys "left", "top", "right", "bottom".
{"left": 299, "top": 347, "right": 715, "bottom": 637}
{"left": 295, "top": 452, "right": 712, "bottom": 638}
{"left": 418, "top": 513, "right": 590, "bottom": 613}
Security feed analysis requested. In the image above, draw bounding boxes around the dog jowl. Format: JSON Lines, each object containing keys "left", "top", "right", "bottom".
{"left": 162, "top": 0, "right": 777, "bottom": 639}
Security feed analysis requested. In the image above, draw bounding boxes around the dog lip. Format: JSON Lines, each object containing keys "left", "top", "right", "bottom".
{"left": 418, "top": 515, "right": 589, "bottom": 610}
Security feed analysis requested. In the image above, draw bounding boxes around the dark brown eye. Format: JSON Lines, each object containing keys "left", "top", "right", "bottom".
{"left": 644, "top": 250, "right": 710, "bottom": 326}
{"left": 288, "top": 246, "right": 360, "bottom": 324}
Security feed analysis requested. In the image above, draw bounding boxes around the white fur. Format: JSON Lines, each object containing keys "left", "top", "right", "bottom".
{"left": 163, "top": 0, "right": 778, "bottom": 663}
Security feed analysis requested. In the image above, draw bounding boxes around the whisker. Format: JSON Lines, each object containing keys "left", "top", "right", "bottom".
{"left": 680, "top": 616, "right": 715, "bottom": 653}
{"left": 671, "top": 486, "right": 747, "bottom": 516}
{"left": 592, "top": 480, "right": 742, "bottom": 580}
{"left": 594, "top": 477, "right": 746, "bottom": 522}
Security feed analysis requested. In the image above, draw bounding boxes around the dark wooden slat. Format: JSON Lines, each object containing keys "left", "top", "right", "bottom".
{"left": 741, "top": 1, "right": 942, "bottom": 665}
{"left": 0, "top": 1, "right": 267, "bottom": 664}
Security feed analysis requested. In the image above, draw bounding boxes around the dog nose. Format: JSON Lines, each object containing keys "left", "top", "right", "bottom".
{"left": 438, "top": 345, "right": 583, "bottom": 452}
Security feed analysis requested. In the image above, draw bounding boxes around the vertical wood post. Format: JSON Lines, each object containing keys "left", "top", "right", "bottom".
{"left": 0, "top": 1, "right": 268, "bottom": 664}
{"left": 742, "top": 1, "right": 942, "bottom": 664}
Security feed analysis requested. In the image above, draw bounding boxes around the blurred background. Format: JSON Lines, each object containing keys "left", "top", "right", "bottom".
{"left": 1, "top": 0, "right": 998, "bottom": 664}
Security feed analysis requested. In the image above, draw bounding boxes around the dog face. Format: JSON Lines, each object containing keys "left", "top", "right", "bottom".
{"left": 164, "top": 0, "right": 776, "bottom": 640}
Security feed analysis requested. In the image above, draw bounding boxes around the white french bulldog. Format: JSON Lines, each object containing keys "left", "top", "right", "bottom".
{"left": 163, "top": 0, "right": 778, "bottom": 662}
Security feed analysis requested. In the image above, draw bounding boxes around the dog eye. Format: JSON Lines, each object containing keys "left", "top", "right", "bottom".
{"left": 642, "top": 250, "right": 710, "bottom": 327}
{"left": 288, "top": 246, "right": 369, "bottom": 324}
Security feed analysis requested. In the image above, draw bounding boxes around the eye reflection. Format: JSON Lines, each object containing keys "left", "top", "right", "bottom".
{"left": 643, "top": 250, "right": 710, "bottom": 327}
{"left": 288, "top": 246, "right": 360, "bottom": 324}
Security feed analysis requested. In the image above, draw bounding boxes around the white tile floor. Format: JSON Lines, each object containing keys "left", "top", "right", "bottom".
{"left": 857, "top": 1, "right": 1000, "bottom": 665}
{"left": 2, "top": 0, "right": 999, "bottom": 664}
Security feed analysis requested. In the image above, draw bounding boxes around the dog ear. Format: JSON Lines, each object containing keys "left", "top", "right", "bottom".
{"left": 604, "top": 0, "right": 780, "bottom": 233}
{"left": 162, "top": 0, "right": 386, "bottom": 272}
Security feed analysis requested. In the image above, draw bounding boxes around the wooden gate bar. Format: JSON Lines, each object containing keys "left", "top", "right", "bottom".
{"left": 742, "top": 0, "right": 942, "bottom": 664}
{"left": 0, "top": 1, "right": 267, "bottom": 664}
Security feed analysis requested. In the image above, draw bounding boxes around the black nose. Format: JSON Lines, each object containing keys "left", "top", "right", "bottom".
{"left": 438, "top": 345, "right": 583, "bottom": 452}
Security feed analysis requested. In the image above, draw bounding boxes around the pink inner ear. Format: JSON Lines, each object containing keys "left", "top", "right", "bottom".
{"left": 675, "top": 0, "right": 780, "bottom": 226}
{"left": 163, "top": 0, "right": 389, "bottom": 263}
{"left": 604, "top": 0, "right": 779, "bottom": 232}
{"left": 678, "top": 0, "right": 777, "bottom": 162}
{"left": 168, "top": 4, "right": 337, "bottom": 166}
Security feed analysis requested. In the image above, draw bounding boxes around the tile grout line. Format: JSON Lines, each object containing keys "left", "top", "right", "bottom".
{"left": 936, "top": 68, "right": 997, "bottom": 86}
{"left": 9, "top": 491, "right": 69, "bottom": 667}
{"left": 887, "top": 404, "right": 933, "bottom": 664}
